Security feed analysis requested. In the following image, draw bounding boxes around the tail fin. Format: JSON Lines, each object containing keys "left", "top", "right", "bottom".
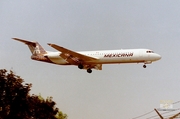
{"left": 12, "top": 38, "right": 47, "bottom": 56}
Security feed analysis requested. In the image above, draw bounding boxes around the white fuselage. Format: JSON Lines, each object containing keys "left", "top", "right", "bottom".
{"left": 46, "top": 49, "right": 161, "bottom": 65}
{"left": 13, "top": 38, "right": 162, "bottom": 73}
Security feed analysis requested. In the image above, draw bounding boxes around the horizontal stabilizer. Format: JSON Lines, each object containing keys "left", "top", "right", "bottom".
{"left": 12, "top": 38, "right": 36, "bottom": 46}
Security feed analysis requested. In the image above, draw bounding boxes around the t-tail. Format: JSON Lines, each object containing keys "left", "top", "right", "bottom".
{"left": 13, "top": 38, "right": 46, "bottom": 56}
{"left": 12, "top": 38, "right": 52, "bottom": 63}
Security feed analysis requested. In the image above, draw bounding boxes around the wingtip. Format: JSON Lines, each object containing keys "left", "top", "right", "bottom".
{"left": 12, "top": 37, "right": 18, "bottom": 40}
{"left": 47, "top": 43, "right": 51, "bottom": 46}
{"left": 48, "top": 43, "right": 55, "bottom": 47}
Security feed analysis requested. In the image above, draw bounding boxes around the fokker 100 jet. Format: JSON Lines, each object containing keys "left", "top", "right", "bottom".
{"left": 13, "top": 38, "right": 161, "bottom": 73}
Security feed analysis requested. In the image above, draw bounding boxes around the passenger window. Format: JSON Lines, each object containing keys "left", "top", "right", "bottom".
{"left": 146, "top": 51, "right": 154, "bottom": 53}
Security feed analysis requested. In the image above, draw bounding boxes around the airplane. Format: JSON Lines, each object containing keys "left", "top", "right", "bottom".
{"left": 12, "top": 38, "right": 161, "bottom": 73}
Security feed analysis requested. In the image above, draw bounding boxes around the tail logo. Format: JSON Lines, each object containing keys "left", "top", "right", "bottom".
{"left": 33, "top": 46, "right": 40, "bottom": 55}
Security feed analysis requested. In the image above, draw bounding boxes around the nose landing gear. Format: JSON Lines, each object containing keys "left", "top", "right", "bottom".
{"left": 143, "top": 65, "right": 146, "bottom": 68}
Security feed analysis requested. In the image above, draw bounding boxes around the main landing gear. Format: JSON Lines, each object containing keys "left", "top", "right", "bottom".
{"left": 78, "top": 64, "right": 92, "bottom": 73}
{"left": 78, "top": 64, "right": 83, "bottom": 69}
{"left": 143, "top": 64, "right": 147, "bottom": 68}
{"left": 87, "top": 69, "right": 92, "bottom": 73}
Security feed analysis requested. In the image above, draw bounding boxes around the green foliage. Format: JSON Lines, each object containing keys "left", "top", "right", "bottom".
{"left": 55, "top": 111, "right": 68, "bottom": 119}
{"left": 0, "top": 69, "right": 67, "bottom": 119}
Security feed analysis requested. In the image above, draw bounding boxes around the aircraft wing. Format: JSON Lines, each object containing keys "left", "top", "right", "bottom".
{"left": 48, "top": 43, "right": 98, "bottom": 64}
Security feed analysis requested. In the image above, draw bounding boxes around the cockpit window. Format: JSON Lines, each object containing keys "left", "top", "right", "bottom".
{"left": 146, "top": 50, "right": 154, "bottom": 53}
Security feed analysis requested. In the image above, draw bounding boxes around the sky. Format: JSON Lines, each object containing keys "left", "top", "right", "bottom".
{"left": 1, "top": 0, "right": 180, "bottom": 119}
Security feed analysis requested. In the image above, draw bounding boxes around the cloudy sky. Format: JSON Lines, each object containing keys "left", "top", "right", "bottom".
{"left": 1, "top": 0, "right": 180, "bottom": 119}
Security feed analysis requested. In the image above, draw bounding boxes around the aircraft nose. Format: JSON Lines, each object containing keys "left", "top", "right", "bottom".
{"left": 155, "top": 54, "right": 161, "bottom": 60}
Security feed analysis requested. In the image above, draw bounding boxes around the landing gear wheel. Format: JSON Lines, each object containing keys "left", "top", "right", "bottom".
{"left": 87, "top": 69, "right": 92, "bottom": 73}
{"left": 143, "top": 65, "right": 146, "bottom": 68}
{"left": 78, "top": 64, "right": 83, "bottom": 69}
